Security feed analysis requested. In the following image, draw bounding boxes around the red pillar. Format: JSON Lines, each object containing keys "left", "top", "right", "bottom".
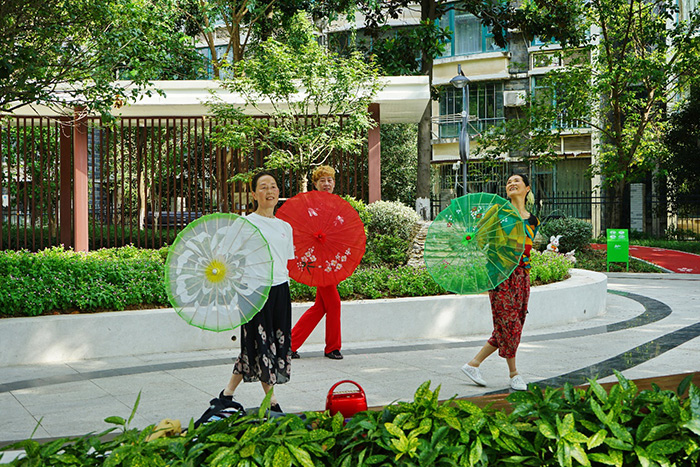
{"left": 73, "top": 108, "right": 89, "bottom": 251}
{"left": 59, "top": 117, "right": 73, "bottom": 248}
{"left": 368, "top": 103, "right": 381, "bottom": 203}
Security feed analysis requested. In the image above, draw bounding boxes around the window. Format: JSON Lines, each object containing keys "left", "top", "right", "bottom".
{"left": 437, "top": 82, "right": 505, "bottom": 138}
{"left": 531, "top": 76, "right": 589, "bottom": 130}
{"left": 439, "top": 10, "right": 504, "bottom": 57}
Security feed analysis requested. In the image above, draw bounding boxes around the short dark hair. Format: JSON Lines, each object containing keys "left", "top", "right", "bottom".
{"left": 251, "top": 171, "right": 277, "bottom": 191}
{"left": 508, "top": 173, "right": 530, "bottom": 187}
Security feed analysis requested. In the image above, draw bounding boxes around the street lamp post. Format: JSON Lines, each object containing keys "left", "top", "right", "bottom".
{"left": 450, "top": 64, "right": 470, "bottom": 196}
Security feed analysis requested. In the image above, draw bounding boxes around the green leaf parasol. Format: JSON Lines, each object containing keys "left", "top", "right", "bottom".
{"left": 165, "top": 213, "right": 274, "bottom": 332}
{"left": 424, "top": 193, "right": 526, "bottom": 294}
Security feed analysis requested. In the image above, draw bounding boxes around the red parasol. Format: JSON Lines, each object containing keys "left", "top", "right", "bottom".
{"left": 276, "top": 191, "right": 366, "bottom": 287}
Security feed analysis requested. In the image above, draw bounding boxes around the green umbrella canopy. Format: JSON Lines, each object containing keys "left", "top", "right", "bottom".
{"left": 165, "top": 213, "right": 274, "bottom": 332}
{"left": 424, "top": 193, "right": 526, "bottom": 294}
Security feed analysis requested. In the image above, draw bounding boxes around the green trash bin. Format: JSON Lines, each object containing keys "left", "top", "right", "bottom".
{"left": 607, "top": 229, "right": 629, "bottom": 271}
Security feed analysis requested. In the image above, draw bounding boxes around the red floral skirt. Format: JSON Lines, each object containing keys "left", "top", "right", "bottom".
{"left": 487, "top": 266, "right": 530, "bottom": 358}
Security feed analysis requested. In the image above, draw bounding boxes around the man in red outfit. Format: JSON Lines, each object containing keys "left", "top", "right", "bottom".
{"left": 290, "top": 166, "right": 344, "bottom": 360}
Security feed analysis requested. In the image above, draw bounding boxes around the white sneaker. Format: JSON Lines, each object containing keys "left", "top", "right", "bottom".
{"left": 510, "top": 374, "right": 527, "bottom": 391}
{"left": 461, "top": 364, "right": 487, "bottom": 386}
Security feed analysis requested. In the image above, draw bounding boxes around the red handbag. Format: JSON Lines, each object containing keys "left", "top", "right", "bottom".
{"left": 325, "top": 380, "right": 368, "bottom": 418}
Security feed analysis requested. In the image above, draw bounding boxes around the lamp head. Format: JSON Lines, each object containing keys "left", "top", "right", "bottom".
{"left": 450, "top": 74, "right": 469, "bottom": 89}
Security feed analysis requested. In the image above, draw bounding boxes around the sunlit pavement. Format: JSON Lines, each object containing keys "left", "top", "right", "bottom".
{"left": 1, "top": 272, "right": 699, "bottom": 453}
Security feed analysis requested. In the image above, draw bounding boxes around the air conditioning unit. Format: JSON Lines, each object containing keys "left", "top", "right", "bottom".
{"left": 503, "top": 90, "right": 527, "bottom": 107}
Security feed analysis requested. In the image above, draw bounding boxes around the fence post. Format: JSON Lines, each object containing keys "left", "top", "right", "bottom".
{"left": 59, "top": 117, "right": 73, "bottom": 248}
{"left": 368, "top": 103, "right": 381, "bottom": 203}
{"left": 73, "top": 108, "right": 89, "bottom": 252}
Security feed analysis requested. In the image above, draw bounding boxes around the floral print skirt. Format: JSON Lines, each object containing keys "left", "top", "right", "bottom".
{"left": 487, "top": 266, "right": 530, "bottom": 359}
{"left": 233, "top": 282, "right": 292, "bottom": 385}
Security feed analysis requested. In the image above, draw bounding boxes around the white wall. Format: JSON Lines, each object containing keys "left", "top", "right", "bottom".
{"left": 0, "top": 269, "right": 606, "bottom": 366}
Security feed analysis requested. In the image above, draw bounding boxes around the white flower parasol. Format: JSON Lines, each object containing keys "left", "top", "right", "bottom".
{"left": 165, "top": 213, "right": 273, "bottom": 332}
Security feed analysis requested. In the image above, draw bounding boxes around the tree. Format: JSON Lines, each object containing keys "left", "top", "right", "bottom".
{"left": 380, "top": 124, "right": 418, "bottom": 205}
{"left": 208, "top": 13, "right": 383, "bottom": 192}
{"left": 0, "top": 0, "right": 202, "bottom": 118}
{"left": 354, "top": 0, "right": 587, "bottom": 217}
{"left": 664, "top": 84, "right": 700, "bottom": 199}
{"left": 476, "top": 0, "right": 700, "bottom": 227}
{"left": 177, "top": 0, "right": 354, "bottom": 78}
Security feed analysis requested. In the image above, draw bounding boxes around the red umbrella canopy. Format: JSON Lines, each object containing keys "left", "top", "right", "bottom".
{"left": 276, "top": 191, "right": 366, "bottom": 287}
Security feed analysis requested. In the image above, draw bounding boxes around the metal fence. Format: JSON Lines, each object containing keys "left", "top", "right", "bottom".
{"left": 431, "top": 190, "right": 700, "bottom": 238}
{"left": 1, "top": 115, "right": 368, "bottom": 251}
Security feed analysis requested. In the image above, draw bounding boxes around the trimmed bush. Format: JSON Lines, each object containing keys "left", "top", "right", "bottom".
{"left": 0, "top": 246, "right": 168, "bottom": 317}
{"left": 364, "top": 200, "right": 420, "bottom": 242}
{"left": 0, "top": 245, "right": 571, "bottom": 318}
{"left": 538, "top": 216, "right": 593, "bottom": 253}
{"left": 362, "top": 234, "right": 410, "bottom": 266}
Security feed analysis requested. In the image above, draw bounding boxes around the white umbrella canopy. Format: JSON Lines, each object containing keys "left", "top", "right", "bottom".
{"left": 165, "top": 213, "right": 274, "bottom": 332}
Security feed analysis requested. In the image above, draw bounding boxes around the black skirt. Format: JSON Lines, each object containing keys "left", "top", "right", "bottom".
{"left": 232, "top": 282, "right": 292, "bottom": 385}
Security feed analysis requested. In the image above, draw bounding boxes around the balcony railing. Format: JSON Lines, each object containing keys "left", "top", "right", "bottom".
{"left": 431, "top": 114, "right": 505, "bottom": 141}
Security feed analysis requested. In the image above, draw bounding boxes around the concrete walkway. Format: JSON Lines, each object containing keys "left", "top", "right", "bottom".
{"left": 2, "top": 273, "right": 700, "bottom": 455}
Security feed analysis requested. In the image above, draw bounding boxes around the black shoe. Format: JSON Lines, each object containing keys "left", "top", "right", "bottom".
{"left": 324, "top": 350, "right": 343, "bottom": 360}
{"left": 270, "top": 403, "right": 283, "bottom": 413}
{"left": 291, "top": 351, "right": 300, "bottom": 359}
{"left": 219, "top": 390, "right": 233, "bottom": 401}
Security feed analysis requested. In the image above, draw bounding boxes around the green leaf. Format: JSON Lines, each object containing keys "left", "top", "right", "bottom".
{"left": 589, "top": 379, "right": 609, "bottom": 403}
{"left": 608, "top": 422, "right": 633, "bottom": 445}
{"left": 240, "top": 443, "right": 256, "bottom": 458}
{"left": 634, "top": 446, "right": 651, "bottom": 467}
{"left": 689, "top": 385, "right": 700, "bottom": 417}
{"left": 128, "top": 391, "right": 141, "bottom": 425}
{"left": 286, "top": 443, "right": 314, "bottom": 467}
{"left": 604, "top": 437, "right": 633, "bottom": 451}
{"left": 469, "top": 437, "right": 483, "bottom": 466}
{"left": 590, "top": 399, "right": 610, "bottom": 425}
{"left": 570, "top": 441, "right": 591, "bottom": 467}
{"left": 384, "top": 422, "right": 405, "bottom": 438}
{"left": 646, "top": 439, "right": 684, "bottom": 456}
{"left": 635, "top": 411, "right": 657, "bottom": 443}
{"left": 643, "top": 423, "right": 677, "bottom": 442}
{"left": 588, "top": 429, "right": 607, "bottom": 449}
{"left": 557, "top": 440, "right": 573, "bottom": 467}
{"left": 588, "top": 452, "right": 617, "bottom": 465}
{"left": 681, "top": 418, "right": 700, "bottom": 436}
{"left": 676, "top": 374, "right": 693, "bottom": 397}
{"left": 558, "top": 413, "right": 575, "bottom": 437}
{"left": 273, "top": 445, "right": 292, "bottom": 467}
{"left": 537, "top": 420, "right": 557, "bottom": 439}
{"left": 104, "top": 416, "right": 127, "bottom": 426}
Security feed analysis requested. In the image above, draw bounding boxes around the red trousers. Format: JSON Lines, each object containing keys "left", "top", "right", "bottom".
{"left": 487, "top": 266, "right": 530, "bottom": 359}
{"left": 291, "top": 285, "right": 341, "bottom": 354}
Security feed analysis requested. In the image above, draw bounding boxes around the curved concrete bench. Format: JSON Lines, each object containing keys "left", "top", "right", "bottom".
{"left": 0, "top": 269, "right": 606, "bottom": 366}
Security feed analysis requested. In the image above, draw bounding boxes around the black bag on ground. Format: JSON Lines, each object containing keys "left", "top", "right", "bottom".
{"left": 194, "top": 397, "right": 246, "bottom": 428}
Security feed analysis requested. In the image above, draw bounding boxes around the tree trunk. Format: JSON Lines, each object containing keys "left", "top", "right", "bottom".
{"left": 415, "top": 0, "right": 437, "bottom": 220}
{"left": 416, "top": 102, "right": 432, "bottom": 219}
{"left": 609, "top": 180, "right": 626, "bottom": 229}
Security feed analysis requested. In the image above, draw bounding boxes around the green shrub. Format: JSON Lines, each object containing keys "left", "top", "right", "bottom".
{"left": 341, "top": 195, "right": 370, "bottom": 226}
{"left": 5, "top": 374, "right": 700, "bottom": 466}
{"left": 362, "top": 234, "right": 409, "bottom": 267}
{"left": 1, "top": 244, "right": 572, "bottom": 317}
{"left": 0, "top": 246, "right": 168, "bottom": 317}
{"left": 538, "top": 216, "right": 593, "bottom": 253}
{"left": 290, "top": 266, "right": 447, "bottom": 302}
{"left": 529, "top": 250, "right": 573, "bottom": 284}
{"left": 364, "top": 200, "right": 420, "bottom": 241}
